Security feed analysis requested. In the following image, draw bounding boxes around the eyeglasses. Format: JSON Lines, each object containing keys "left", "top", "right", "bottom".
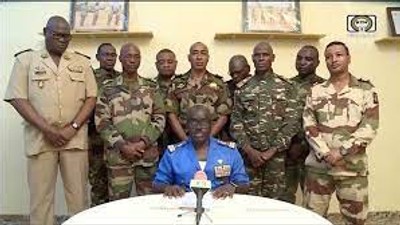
{"left": 100, "top": 52, "right": 117, "bottom": 57}
{"left": 47, "top": 29, "right": 72, "bottom": 41}
{"left": 188, "top": 120, "right": 210, "bottom": 129}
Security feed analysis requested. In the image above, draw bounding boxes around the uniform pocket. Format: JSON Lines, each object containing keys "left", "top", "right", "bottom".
{"left": 31, "top": 74, "right": 52, "bottom": 89}
{"left": 347, "top": 100, "right": 362, "bottom": 122}
{"left": 69, "top": 71, "right": 85, "bottom": 82}
{"left": 241, "top": 94, "right": 257, "bottom": 112}
{"left": 272, "top": 97, "right": 287, "bottom": 120}
{"left": 69, "top": 71, "right": 86, "bottom": 100}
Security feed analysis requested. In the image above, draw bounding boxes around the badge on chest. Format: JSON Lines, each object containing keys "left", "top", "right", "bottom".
{"left": 214, "top": 159, "right": 231, "bottom": 178}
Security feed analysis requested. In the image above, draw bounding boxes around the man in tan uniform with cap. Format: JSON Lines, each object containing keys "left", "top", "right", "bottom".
{"left": 4, "top": 15, "right": 97, "bottom": 225}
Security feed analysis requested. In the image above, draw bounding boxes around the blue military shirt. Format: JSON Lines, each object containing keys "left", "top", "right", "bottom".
{"left": 153, "top": 137, "right": 249, "bottom": 191}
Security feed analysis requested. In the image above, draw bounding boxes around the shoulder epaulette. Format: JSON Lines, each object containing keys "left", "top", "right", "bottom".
{"left": 236, "top": 76, "right": 252, "bottom": 89}
{"left": 275, "top": 74, "right": 293, "bottom": 84}
{"left": 212, "top": 73, "right": 224, "bottom": 80}
{"left": 102, "top": 79, "right": 117, "bottom": 87}
{"left": 92, "top": 67, "right": 100, "bottom": 74}
{"left": 141, "top": 77, "right": 157, "bottom": 87}
{"left": 173, "top": 73, "right": 188, "bottom": 80}
{"left": 101, "top": 85, "right": 120, "bottom": 96}
{"left": 358, "top": 78, "right": 374, "bottom": 87}
{"left": 167, "top": 140, "right": 187, "bottom": 153}
{"left": 74, "top": 51, "right": 91, "bottom": 60}
{"left": 315, "top": 75, "right": 326, "bottom": 84}
{"left": 14, "top": 49, "right": 33, "bottom": 57}
{"left": 142, "top": 76, "right": 156, "bottom": 83}
{"left": 217, "top": 140, "right": 236, "bottom": 149}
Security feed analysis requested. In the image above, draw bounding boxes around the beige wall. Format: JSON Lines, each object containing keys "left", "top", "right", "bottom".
{"left": 1, "top": 2, "right": 399, "bottom": 214}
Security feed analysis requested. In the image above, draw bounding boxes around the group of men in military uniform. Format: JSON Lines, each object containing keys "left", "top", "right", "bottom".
{"left": 5, "top": 15, "right": 379, "bottom": 225}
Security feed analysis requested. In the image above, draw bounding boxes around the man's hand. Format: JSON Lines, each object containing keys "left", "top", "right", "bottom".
{"left": 164, "top": 185, "right": 185, "bottom": 198}
{"left": 324, "top": 149, "right": 344, "bottom": 166}
{"left": 59, "top": 125, "right": 78, "bottom": 142}
{"left": 243, "top": 146, "right": 265, "bottom": 168}
{"left": 119, "top": 141, "right": 145, "bottom": 161}
{"left": 212, "top": 183, "right": 235, "bottom": 199}
{"left": 349, "top": 144, "right": 367, "bottom": 155}
{"left": 129, "top": 140, "right": 146, "bottom": 151}
{"left": 260, "top": 148, "right": 278, "bottom": 162}
{"left": 43, "top": 126, "right": 67, "bottom": 147}
{"left": 287, "top": 143, "right": 303, "bottom": 161}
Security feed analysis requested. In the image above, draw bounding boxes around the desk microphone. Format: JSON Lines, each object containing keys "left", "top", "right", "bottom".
{"left": 190, "top": 171, "right": 211, "bottom": 225}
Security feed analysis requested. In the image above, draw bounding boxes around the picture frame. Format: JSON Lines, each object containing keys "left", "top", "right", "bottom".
{"left": 242, "top": 1, "right": 301, "bottom": 33}
{"left": 70, "top": 0, "right": 129, "bottom": 32}
{"left": 387, "top": 7, "right": 400, "bottom": 37}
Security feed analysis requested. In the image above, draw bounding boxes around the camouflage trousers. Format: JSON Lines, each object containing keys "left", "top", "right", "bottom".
{"left": 245, "top": 152, "right": 286, "bottom": 200}
{"left": 88, "top": 134, "right": 108, "bottom": 207}
{"left": 106, "top": 149, "right": 157, "bottom": 201}
{"left": 282, "top": 161, "right": 306, "bottom": 204}
{"left": 89, "top": 153, "right": 109, "bottom": 206}
{"left": 304, "top": 167, "right": 368, "bottom": 225}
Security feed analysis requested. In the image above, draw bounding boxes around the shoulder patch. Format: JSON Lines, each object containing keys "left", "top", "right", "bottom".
{"left": 74, "top": 51, "right": 91, "bottom": 60}
{"left": 14, "top": 49, "right": 33, "bottom": 57}
{"left": 373, "top": 92, "right": 379, "bottom": 104}
{"left": 217, "top": 140, "right": 236, "bottom": 149}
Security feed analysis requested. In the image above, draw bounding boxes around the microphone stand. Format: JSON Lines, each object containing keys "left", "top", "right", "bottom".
{"left": 195, "top": 190, "right": 205, "bottom": 225}
{"left": 176, "top": 191, "right": 213, "bottom": 225}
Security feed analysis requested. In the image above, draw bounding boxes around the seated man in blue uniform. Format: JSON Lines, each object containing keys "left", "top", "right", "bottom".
{"left": 153, "top": 104, "right": 249, "bottom": 199}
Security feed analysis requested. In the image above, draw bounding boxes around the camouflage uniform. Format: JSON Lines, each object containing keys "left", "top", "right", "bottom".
{"left": 95, "top": 76, "right": 165, "bottom": 200}
{"left": 88, "top": 68, "right": 121, "bottom": 206}
{"left": 221, "top": 78, "right": 251, "bottom": 142}
{"left": 283, "top": 74, "right": 325, "bottom": 204}
{"left": 165, "top": 71, "right": 232, "bottom": 134}
{"left": 303, "top": 75, "right": 379, "bottom": 225}
{"left": 155, "top": 76, "right": 177, "bottom": 152}
{"left": 231, "top": 72, "right": 301, "bottom": 200}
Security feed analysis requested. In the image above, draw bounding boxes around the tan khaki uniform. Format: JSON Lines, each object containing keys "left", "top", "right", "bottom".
{"left": 4, "top": 49, "right": 97, "bottom": 225}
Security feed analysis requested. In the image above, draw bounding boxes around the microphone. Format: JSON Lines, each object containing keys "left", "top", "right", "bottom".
{"left": 190, "top": 171, "right": 211, "bottom": 225}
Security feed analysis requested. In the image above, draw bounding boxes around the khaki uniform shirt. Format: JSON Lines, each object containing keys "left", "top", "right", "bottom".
{"left": 4, "top": 49, "right": 97, "bottom": 156}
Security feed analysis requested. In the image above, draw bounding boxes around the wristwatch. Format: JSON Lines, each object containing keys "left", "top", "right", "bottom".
{"left": 339, "top": 146, "right": 349, "bottom": 156}
{"left": 70, "top": 121, "right": 80, "bottom": 130}
{"left": 229, "top": 181, "right": 238, "bottom": 189}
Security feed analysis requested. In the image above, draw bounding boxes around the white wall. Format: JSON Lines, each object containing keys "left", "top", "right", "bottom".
{"left": 1, "top": 1, "right": 400, "bottom": 215}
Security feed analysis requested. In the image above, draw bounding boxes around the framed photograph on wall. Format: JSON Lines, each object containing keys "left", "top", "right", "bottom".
{"left": 387, "top": 7, "right": 400, "bottom": 36}
{"left": 243, "top": 1, "right": 301, "bottom": 33}
{"left": 70, "top": 0, "right": 129, "bottom": 32}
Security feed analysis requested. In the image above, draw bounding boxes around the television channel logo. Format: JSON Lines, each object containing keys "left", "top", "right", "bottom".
{"left": 347, "top": 15, "right": 377, "bottom": 33}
